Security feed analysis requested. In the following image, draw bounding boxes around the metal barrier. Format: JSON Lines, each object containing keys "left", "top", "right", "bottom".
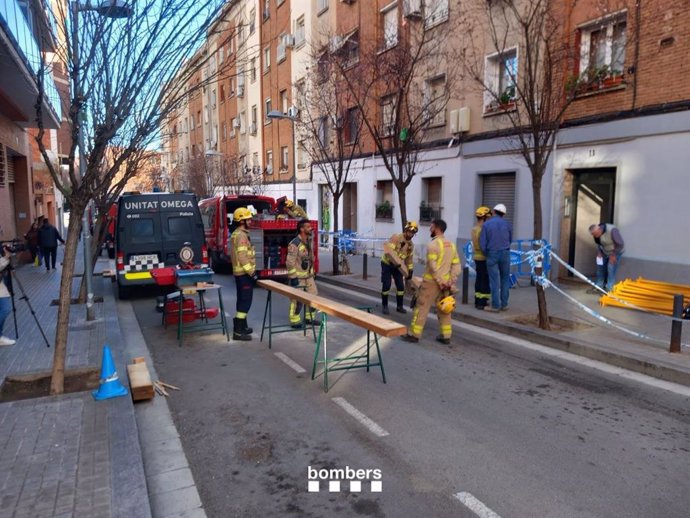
{"left": 464, "top": 239, "right": 551, "bottom": 286}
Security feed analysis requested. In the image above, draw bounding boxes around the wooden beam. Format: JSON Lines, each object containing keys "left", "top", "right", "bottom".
{"left": 257, "top": 280, "right": 406, "bottom": 337}
{"left": 127, "top": 361, "right": 154, "bottom": 401}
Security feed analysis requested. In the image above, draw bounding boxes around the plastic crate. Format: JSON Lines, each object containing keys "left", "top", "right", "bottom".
{"left": 175, "top": 267, "right": 214, "bottom": 286}
{"left": 151, "top": 267, "right": 177, "bottom": 286}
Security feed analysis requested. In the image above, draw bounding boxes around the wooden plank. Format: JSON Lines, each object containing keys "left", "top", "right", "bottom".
{"left": 126, "top": 362, "right": 155, "bottom": 401}
{"left": 257, "top": 280, "right": 406, "bottom": 337}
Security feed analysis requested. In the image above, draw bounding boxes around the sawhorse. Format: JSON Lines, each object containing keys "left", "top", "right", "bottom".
{"left": 260, "top": 288, "right": 317, "bottom": 349}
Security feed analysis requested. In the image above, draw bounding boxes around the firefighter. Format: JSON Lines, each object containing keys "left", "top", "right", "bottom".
{"left": 380, "top": 221, "right": 418, "bottom": 315}
{"left": 402, "top": 219, "right": 461, "bottom": 345}
{"left": 283, "top": 199, "right": 309, "bottom": 219}
{"left": 286, "top": 219, "right": 318, "bottom": 328}
{"left": 230, "top": 207, "right": 256, "bottom": 341}
{"left": 472, "top": 206, "right": 492, "bottom": 309}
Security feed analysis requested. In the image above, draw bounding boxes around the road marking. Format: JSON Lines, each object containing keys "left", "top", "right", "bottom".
{"left": 274, "top": 352, "right": 307, "bottom": 374}
{"left": 454, "top": 492, "right": 502, "bottom": 518}
{"left": 321, "top": 283, "right": 690, "bottom": 398}
{"left": 332, "top": 397, "right": 390, "bottom": 437}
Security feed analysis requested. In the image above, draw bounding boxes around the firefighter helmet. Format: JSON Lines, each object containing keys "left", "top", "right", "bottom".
{"left": 475, "top": 206, "right": 491, "bottom": 218}
{"left": 437, "top": 295, "right": 456, "bottom": 314}
{"left": 404, "top": 221, "right": 419, "bottom": 233}
{"left": 285, "top": 199, "right": 295, "bottom": 208}
{"left": 233, "top": 207, "right": 253, "bottom": 222}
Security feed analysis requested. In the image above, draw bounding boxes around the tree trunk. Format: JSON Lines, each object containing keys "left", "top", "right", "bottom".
{"left": 50, "top": 207, "right": 83, "bottom": 395}
{"left": 532, "top": 172, "right": 550, "bottom": 331}
{"left": 332, "top": 196, "right": 340, "bottom": 275}
{"left": 396, "top": 182, "right": 408, "bottom": 231}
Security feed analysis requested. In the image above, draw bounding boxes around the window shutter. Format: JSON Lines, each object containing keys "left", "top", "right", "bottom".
{"left": 482, "top": 172, "right": 516, "bottom": 225}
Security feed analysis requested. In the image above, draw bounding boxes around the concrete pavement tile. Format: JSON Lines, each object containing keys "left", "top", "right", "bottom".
{"left": 142, "top": 441, "right": 190, "bottom": 474}
{"left": 164, "top": 507, "right": 208, "bottom": 518}
{"left": 146, "top": 467, "right": 196, "bottom": 496}
{"left": 150, "top": 485, "right": 203, "bottom": 518}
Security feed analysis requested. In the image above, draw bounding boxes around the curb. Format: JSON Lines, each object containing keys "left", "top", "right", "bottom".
{"left": 317, "top": 274, "right": 690, "bottom": 388}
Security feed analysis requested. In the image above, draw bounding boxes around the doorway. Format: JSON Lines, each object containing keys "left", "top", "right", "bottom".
{"left": 342, "top": 182, "right": 357, "bottom": 232}
{"left": 567, "top": 168, "right": 616, "bottom": 277}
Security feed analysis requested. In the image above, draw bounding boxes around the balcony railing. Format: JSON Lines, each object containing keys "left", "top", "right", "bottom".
{"left": 419, "top": 203, "right": 442, "bottom": 222}
{"left": 375, "top": 202, "right": 394, "bottom": 220}
{"left": 1, "top": 0, "right": 62, "bottom": 122}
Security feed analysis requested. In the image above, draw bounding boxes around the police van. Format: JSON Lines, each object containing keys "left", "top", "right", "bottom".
{"left": 115, "top": 192, "right": 207, "bottom": 298}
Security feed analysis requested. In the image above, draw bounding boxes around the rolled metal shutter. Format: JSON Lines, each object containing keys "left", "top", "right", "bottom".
{"left": 482, "top": 173, "right": 516, "bottom": 225}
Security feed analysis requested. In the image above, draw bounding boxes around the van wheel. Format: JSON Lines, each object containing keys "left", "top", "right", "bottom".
{"left": 117, "top": 284, "right": 130, "bottom": 300}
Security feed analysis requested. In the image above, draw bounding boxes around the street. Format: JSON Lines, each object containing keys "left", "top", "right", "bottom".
{"left": 130, "top": 275, "right": 690, "bottom": 518}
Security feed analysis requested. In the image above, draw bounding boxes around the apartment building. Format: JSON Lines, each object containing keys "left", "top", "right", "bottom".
{"left": 1, "top": 0, "right": 65, "bottom": 240}
{"left": 161, "top": 0, "right": 689, "bottom": 279}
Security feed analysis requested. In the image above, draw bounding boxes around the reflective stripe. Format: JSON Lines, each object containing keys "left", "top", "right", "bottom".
{"left": 381, "top": 291, "right": 390, "bottom": 296}
{"left": 236, "top": 312, "right": 247, "bottom": 319}
{"left": 124, "top": 272, "right": 152, "bottom": 280}
{"left": 428, "top": 254, "right": 438, "bottom": 260}
{"left": 396, "top": 291, "right": 405, "bottom": 296}
{"left": 288, "top": 268, "right": 297, "bottom": 274}
{"left": 242, "top": 264, "right": 252, "bottom": 271}
{"left": 423, "top": 273, "right": 433, "bottom": 280}
{"left": 237, "top": 246, "right": 248, "bottom": 252}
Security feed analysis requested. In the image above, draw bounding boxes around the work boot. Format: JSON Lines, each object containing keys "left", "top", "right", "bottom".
{"left": 396, "top": 295, "right": 407, "bottom": 314}
{"left": 435, "top": 335, "right": 450, "bottom": 345}
{"left": 240, "top": 319, "right": 253, "bottom": 335}
{"left": 381, "top": 294, "right": 389, "bottom": 315}
{"left": 233, "top": 318, "right": 252, "bottom": 341}
{"left": 382, "top": 306, "right": 390, "bottom": 315}
{"left": 401, "top": 334, "right": 419, "bottom": 343}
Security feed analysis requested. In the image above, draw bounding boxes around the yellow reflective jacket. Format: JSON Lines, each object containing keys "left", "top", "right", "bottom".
{"left": 286, "top": 236, "right": 314, "bottom": 279}
{"left": 230, "top": 227, "right": 255, "bottom": 276}
{"left": 287, "top": 205, "right": 308, "bottom": 219}
{"left": 423, "top": 235, "right": 461, "bottom": 288}
{"left": 471, "top": 225, "right": 486, "bottom": 261}
{"left": 382, "top": 233, "right": 414, "bottom": 272}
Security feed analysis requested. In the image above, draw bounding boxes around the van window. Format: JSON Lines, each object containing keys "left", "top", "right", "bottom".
{"left": 167, "top": 217, "right": 192, "bottom": 236}
{"left": 131, "top": 219, "right": 154, "bottom": 237}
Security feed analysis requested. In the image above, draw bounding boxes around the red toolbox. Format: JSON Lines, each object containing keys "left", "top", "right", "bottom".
{"left": 152, "top": 267, "right": 177, "bottom": 286}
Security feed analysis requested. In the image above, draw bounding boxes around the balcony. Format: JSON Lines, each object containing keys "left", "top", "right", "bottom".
{"left": 419, "top": 202, "right": 442, "bottom": 222}
{"left": 375, "top": 201, "right": 394, "bottom": 220}
{"left": 0, "top": 0, "right": 62, "bottom": 128}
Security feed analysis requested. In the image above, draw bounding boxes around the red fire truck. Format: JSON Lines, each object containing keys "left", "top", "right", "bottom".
{"left": 198, "top": 195, "right": 318, "bottom": 278}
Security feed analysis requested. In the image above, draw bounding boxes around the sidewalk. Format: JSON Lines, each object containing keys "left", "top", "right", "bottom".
{"left": 318, "top": 251, "right": 690, "bottom": 387}
{"left": 0, "top": 249, "right": 150, "bottom": 518}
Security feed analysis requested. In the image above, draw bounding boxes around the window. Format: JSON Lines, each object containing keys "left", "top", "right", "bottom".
{"left": 239, "top": 111, "right": 246, "bottom": 134}
{"left": 264, "top": 46, "right": 271, "bottom": 72}
{"left": 220, "top": 84, "right": 226, "bottom": 102}
{"left": 420, "top": 177, "right": 443, "bottom": 222}
{"left": 425, "top": 75, "right": 446, "bottom": 126}
{"left": 211, "top": 89, "right": 217, "bottom": 108}
{"left": 280, "top": 146, "right": 289, "bottom": 170}
{"left": 237, "top": 68, "right": 245, "bottom": 96}
{"left": 297, "top": 141, "right": 307, "bottom": 169}
{"left": 219, "top": 46, "right": 224, "bottom": 63}
{"left": 266, "top": 150, "right": 273, "bottom": 174}
{"left": 317, "top": 116, "right": 329, "bottom": 147}
{"left": 167, "top": 217, "right": 192, "bottom": 236}
{"left": 346, "top": 107, "right": 359, "bottom": 143}
{"left": 197, "top": 111, "right": 201, "bottom": 127}
{"left": 277, "top": 34, "right": 287, "bottom": 63}
{"left": 251, "top": 105, "right": 258, "bottom": 133}
{"left": 192, "top": 144, "right": 197, "bottom": 157}
{"left": 238, "top": 22, "right": 244, "bottom": 44}
{"left": 249, "top": 8, "right": 256, "bottom": 33}
{"left": 484, "top": 48, "right": 517, "bottom": 110}
{"left": 380, "top": 94, "right": 396, "bottom": 136}
{"left": 342, "top": 30, "right": 359, "bottom": 66}
{"left": 252, "top": 152, "right": 259, "bottom": 168}
{"left": 381, "top": 4, "right": 398, "bottom": 50}
{"left": 317, "top": 0, "right": 328, "bottom": 14}
{"left": 316, "top": 52, "right": 329, "bottom": 83}
{"left": 131, "top": 219, "right": 155, "bottom": 239}
{"left": 263, "top": 0, "right": 270, "bottom": 20}
{"left": 276, "top": 0, "right": 285, "bottom": 6}
{"left": 375, "top": 180, "right": 394, "bottom": 219}
{"left": 265, "top": 98, "right": 272, "bottom": 123}
{"left": 250, "top": 58, "right": 257, "bottom": 82}
{"left": 579, "top": 14, "right": 627, "bottom": 79}
{"left": 222, "top": 121, "right": 227, "bottom": 141}
{"left": 425, "top": 0, "right": 449, "bottom": 29}
{"left": 280, "top": 89, "right": 288, "bottom": 114}
{"left": 482, "top": 172, "right": 515, "bottom": 225}
{"left": 295, "top": 16, "right": 306, "bottom": 47}
{"left": 230, "top": 77, "right": 235, "bottom": 96}
{"left": 190, "top": 116, "right": 195, "bottom": 130}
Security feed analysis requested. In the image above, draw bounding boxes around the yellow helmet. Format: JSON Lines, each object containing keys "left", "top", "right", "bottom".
{"left": 404, "top": 221, "right": 418, "bottom": 233}
{"left": 285, "top": 199, "right": 295, "bottom": 208}
{"left": 437, "top": 295, "right": 456, "bottom": 314}
{"left": 233, "top": 207, "right": 252, "bottom": 222}
{"left": 475, "top": 206, "right": 491, "bottom": 218}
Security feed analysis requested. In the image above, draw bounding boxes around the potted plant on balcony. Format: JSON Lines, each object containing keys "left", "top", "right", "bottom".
{"left": 376, "top": 200, "right": 393, "bottom": 219}
{"left": 419, "top": 201, "right": 432, "bottom": 221}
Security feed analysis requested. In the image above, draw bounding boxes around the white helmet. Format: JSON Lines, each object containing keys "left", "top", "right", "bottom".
{"left": 493, "top": 203, "right": 507, "bottom": 214}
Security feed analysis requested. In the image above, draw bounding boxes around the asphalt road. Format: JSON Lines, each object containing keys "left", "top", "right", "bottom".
{"left": 130, "top": 275, "right": 690, "bottom": 518}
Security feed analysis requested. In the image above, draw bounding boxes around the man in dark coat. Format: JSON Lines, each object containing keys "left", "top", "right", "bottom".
{"left": 37, "top": 218, "right": 64, "bottom": 271}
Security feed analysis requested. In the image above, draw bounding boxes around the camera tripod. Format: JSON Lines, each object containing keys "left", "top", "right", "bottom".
{"left": 3, "top": 267, "right": 51, "bottom": 348}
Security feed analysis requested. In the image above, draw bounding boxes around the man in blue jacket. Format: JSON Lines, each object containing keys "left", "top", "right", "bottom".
{"left": 37, "top": 218, "right": 64, "bottom": 271}
{"left": 480, "top": 204, "right": 512, "bottom": 312}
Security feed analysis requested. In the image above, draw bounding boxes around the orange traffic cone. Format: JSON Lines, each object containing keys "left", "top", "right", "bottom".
{"left": 92, "top": 345, "right": 128, "bottom": 400}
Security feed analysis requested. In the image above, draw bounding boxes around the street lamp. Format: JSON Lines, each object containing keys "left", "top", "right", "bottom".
{"left": 71, "top": 1, "right": 133, "bottom": 320}
{"left": 266, "top": 109, "right": 298, "bottom": 203}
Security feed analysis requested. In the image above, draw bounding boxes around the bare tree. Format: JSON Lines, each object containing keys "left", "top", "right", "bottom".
{"left": 333, "top": 17, "right": 459, "bottom": 228}
{"left": 459, "top": 0, "right": 630, "bottom": 329}
{"left": 32, "top": 0, "right": 229, "bottom": 394}
{"left": 294, "top": 35, "right": 370, "bottom": 274}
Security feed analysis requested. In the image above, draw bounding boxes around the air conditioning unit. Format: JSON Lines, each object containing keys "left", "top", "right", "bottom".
{"left": 403, "top": 0, "right": 422, "bottom": 19}
{"left": 287, "top": 106, "right": 299, "bottom": 118}
{"left": 237, "top": 85, "right": 244, "bottom": 97}
{"left": 232, "top": 117, "right": 241, "bottom": 129}
{"left": 283, "top": 34, "right": 295, "bottom": 48}
{"left": 329, "top": 35, "right": 344, "bottom": 52}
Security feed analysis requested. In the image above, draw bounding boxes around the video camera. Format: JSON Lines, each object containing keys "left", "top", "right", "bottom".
{"left": 1, "top": 239, "right": 25, "bottom": 254}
